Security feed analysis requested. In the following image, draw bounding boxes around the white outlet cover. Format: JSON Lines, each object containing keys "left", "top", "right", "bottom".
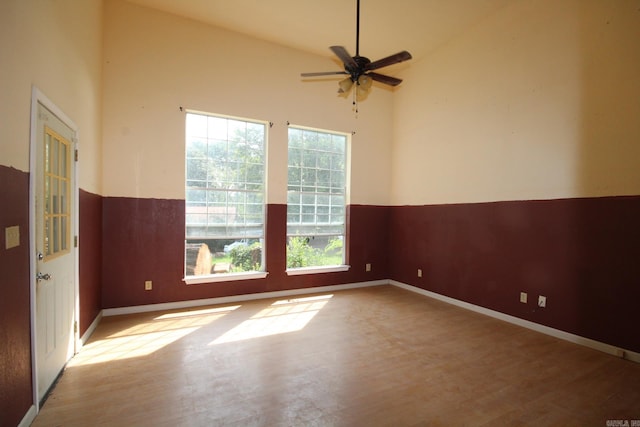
{"left": 538, "top": 295, "right": 546, "bottom": 307}
{"left": 520, "top": 292, "right": 527, "bottom": 303}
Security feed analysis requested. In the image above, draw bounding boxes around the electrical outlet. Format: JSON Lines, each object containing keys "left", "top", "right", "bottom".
{"left": 538, "top": 295, "right": 546, "bottom": 308}
{"left": 145, "top": 280, "right": 153, "bottom": 291}
{"left": 417, "top": 269, "right": 422, "bottom": 278}
{"left": 5, "top": 226, "right": 20, "bottom": 249}
{"left": 520, "top": 292, "right": 528, "bottom": 304}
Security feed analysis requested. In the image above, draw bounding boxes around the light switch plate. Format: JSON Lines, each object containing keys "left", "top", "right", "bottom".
{"left": 5, "top": 226, "right": 20, "bottom": 249}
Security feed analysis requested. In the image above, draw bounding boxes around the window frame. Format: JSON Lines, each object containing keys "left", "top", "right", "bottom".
{"left": 183, "top": 110, "right": 268, "bottom": 284}
{"left": 285, "top": 124, "right": 351, "bottom": 275}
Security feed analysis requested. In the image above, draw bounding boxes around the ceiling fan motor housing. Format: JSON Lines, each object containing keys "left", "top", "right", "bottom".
{"left": 346, "top": 56, "right": 371, "bottom": 80}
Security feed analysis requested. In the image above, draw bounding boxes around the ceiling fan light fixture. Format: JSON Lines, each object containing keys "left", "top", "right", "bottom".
{"left": 338, "top": 77, "right": 354, "bottom": 93}
{"left": 357, "top": 74, "right": 372, "bottom": 90}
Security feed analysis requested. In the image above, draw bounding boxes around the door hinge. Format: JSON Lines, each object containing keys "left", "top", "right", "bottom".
{"left": 74, "top": 149, "right": 78, "bottom": 162}
{"left": 74, "top": 235, "right": 78, "bottom": 247}
{"left": 74, "top": 321, "right": 78, "bottom": 334}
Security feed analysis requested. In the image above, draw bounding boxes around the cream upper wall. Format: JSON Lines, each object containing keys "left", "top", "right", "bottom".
{"left": 0, "top": 0, "right": 103, "bottom": 194}
{"left": 102, "top": 0, "right": 393, "bottom": 205}
{"left": 391, "top": 0, "right": 640, "bottom": 205}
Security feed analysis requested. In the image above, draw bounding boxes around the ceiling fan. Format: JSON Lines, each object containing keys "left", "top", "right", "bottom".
{"left": 301, "top": 0, "right": 412, "bottom": 97}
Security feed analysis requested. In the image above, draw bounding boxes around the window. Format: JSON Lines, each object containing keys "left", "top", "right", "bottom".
{"left": 287, "top": 126, "right": 349, "bottom": 272}
{"left": 185, "top": 112, "right": 267, "bottom": 281}
{"left": 44, "top": 126, "right": 72, "bottom": 260}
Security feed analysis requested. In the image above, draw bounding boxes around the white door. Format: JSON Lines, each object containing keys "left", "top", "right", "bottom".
{"left": 34, "top": 102, "right": 77, "bottom": 402}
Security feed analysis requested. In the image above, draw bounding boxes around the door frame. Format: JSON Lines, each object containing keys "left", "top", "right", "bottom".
{"left": 28, "top": 86, "right": 80, "bottom": 410}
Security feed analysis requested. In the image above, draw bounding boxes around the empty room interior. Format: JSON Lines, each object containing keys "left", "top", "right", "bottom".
{"left": 1, "top": 0, "right": 640, "bottom": 425}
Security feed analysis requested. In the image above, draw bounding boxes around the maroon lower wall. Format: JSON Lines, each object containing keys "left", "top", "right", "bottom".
{"left": 79, "top": 189, "right": 102, "bottom": 335}
{"left": 101, "top": 195, "right": 640, "bottom": 353}
{"left": 2, "top": 183, "right": 637, "bottom": 427}
{"left": 101, "top": 198, "right": 389, "bottom": 308}
{"left": 0, "top": 166, "right": 33, "bottom": 427}
{"left": 389, "top": 196, "right": 640, "bottom": 353}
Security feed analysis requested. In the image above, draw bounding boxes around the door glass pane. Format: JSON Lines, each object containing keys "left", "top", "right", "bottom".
{"left": 60, "top": 180, "right": 67, "bottom": 214}
{"left": 44, "top": 218, "right": 51, "bottom": 256}
{"left": 61, "top": 142, "right": 68, "bottom": 178}
{"left": 53, "top": 178, "right": 60, "bottom": 214}
{"left": 53, "top": 217, "right": 59, "bottom": 253}
{"left": 45, "top": 176, "right": 51, "bottom": 213}
{"left": 52, "top": 138, "right": 59, "bottom": 175}
{"left": 45, "top": 135, "right": 51, "bottom": 173}
{"left": 61, "top": 217, "right": 67, "bottom": 251}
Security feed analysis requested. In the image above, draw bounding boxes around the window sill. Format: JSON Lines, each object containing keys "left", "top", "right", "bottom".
{"left": 286, "top": 265, "right": 350, "bottom": 276}
{"left": 184, "top": 271, "right": 268, "bottom": 285}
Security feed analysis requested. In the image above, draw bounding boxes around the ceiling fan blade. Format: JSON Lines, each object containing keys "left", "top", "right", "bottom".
{"left": 366, "top": 51, "right": 412, "bottom": 71}
{"left": 301, "top": 71, "right": 349, "bottom": 77}
{"left": 368, "top": 72, "right": 403, "bottom": 86}
{"left": 330, "top": 46, "right": 358, "bottom": 69}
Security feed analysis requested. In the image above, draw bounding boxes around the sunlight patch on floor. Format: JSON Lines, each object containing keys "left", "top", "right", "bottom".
{"left": 70, "top": 305, "right": 241, "bottom": 366}
{"left": 210, "top": 294, "right": 333, "bottom": 345}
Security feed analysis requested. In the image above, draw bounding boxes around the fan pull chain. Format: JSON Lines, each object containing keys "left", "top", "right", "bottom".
{"left": 353, "top": 85, "right": 359, "bottom": 115}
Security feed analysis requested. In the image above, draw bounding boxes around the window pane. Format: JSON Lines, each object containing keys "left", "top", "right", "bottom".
{"left": 285, "top": 235, "right": 344, "bottom": 269}
{"left": 186, "top": 158, "right": 207, "bottom": 181}
{"left": 185, "top": 238, "right": 262, "bottom": 275}
{"left": 207, "top": 117, "right": 228, "bottom": 140}
{"left": 186, "top": 189, "right": 206, "bottom": 203}
{"left": 289, "top": 128, "right": 302, "bottom": 148}
{"left": 187, "top": 114, "right": 208, "bottom": 137}
{"left": 229, "top": 120, "right": 246, "bottom": 143}
{"left": 303, "top": 153, "right": 316, "bottom": 168}
{"left": 207, "top": 139, "right": 227, "bottom": 161}
{"left": 187, "top": 138, "right": 207, "bottom": 158}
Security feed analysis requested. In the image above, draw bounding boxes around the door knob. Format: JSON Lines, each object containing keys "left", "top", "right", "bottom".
{"left": 36, "top": 272, "right": 52, "bottom": 281}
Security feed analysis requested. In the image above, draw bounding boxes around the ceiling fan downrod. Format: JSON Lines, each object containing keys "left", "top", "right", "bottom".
{"left": 355, "top": 0, "right": 360, "bottom": 58}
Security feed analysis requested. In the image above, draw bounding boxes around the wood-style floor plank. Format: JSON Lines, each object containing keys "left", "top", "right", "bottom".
{"left": 32, "top": 285, "right": 640, "bottom": 426}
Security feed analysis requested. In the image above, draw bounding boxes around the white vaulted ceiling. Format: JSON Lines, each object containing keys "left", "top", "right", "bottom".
{"left": 125, "top": 0, "right": 512, "bottom": 64}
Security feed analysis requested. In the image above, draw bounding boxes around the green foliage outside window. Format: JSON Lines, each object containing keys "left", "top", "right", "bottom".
{"left": 286, "top": 236, "right": 343, "bottom": 269}
{"left": 229, "top": 241, "right": 262, "bottom": 272}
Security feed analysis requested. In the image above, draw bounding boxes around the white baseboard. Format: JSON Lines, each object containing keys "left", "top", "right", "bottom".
{"left": 80, "top": 310, "right": 103, "bottom": 347}
{"left": 390, "top": 280, "right": 640, "bottom": 364}
{"left": 18, "top": 404, "right": 36, "bottom": 427}
{"left": 90, "top": 278, "right": 639, "bottom": 364}
{"left": 102, "top": 280, "right": 388, "bottom": 317}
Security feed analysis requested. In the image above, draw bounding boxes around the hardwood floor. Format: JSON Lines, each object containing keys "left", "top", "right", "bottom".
{"left": 32, "top": 285, "right": 640, "bottom": 426}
